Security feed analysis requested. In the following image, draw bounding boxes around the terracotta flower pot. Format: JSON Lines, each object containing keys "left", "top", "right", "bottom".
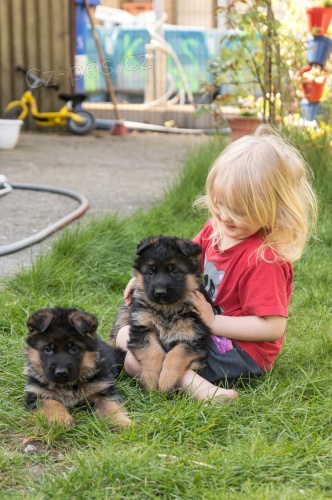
{"left": 301, "top": 80, "right": 326, "bottom": 101}
{"left": 297, "top": 65, "right": 328, "bottom": 102}
{"left": 225, "top": 115, "right": 261, "bottom": 140}
{"left": 306, "top": 7, "right": 332, "bottom": 36}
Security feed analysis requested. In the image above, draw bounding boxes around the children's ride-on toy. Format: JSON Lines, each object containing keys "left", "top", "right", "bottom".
{"left": 3, "top": 66, "right": 95, "bottom": 135}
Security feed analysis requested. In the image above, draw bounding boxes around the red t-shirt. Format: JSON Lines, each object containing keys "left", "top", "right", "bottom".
{"left": 193, "top": 220, "right": 293, "bottom": 371}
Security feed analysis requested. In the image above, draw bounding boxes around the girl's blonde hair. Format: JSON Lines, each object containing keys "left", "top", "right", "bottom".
{"left": 195, "top": 125, "right": 318, "bottom": 262}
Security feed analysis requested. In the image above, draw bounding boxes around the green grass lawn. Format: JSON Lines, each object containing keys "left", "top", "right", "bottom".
{"left": 0, "top": 132, "right": 331, "bottom": 499}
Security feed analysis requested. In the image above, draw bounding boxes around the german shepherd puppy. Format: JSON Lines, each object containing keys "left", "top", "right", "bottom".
{"left": 24, "top": 307, "right": 131, "bottom": 428}
{"left": 110, "top": 235, "right": 211, "bottom": 393}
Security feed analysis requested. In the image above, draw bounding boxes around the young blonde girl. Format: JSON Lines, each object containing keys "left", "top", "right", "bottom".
{"left": 116, "top": 125, "right": 318, "bottom": 403}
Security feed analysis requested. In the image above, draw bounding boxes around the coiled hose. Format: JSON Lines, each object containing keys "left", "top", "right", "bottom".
{"left": 0, "top": 175, "right": 88, "bottom": 256}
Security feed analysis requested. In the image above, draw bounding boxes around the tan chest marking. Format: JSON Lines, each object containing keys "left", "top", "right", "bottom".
{"left": 134, "top": 309, "right": 197, "bottom": 343}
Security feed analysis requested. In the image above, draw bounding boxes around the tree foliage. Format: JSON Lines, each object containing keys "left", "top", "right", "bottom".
{"left": 209, "top": 0, "right": 307, "bottom": 124}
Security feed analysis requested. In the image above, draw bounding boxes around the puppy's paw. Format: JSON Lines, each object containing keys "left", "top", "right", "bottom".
{"left": 158, "top": 370, "right": 178, "bottom": 393}
{"left": 114, "top": 413, "right": 132, "bottom": 427}
{"left": 41, "top": 400, "right": 76, "bottom": 428}
{"left": 61, "top": 416, "right": 76, "bottom": 428}
{"left": 94, "top": 397, "right": 132, "bottom": 427}
{"left": 102, "top": 409, "right": 132, "bottom": 427}
{"left": 47, "top": 413, "right": 76, "bottom": 428}
{"left": 140, "top": 369, "right": 160, "bottom": 390}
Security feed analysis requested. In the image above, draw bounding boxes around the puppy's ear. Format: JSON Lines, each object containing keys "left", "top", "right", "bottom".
{"left": 68, "top": 311, "right": 98, "bottom": 336}
{"left": 176, "top": 239, "right": 202, "bottom": 258}
{"left": 27, "top": 309, "right": 55, "bottom": 334}
{"left": 136, "top": 236, "right": 159, "bottom": 255}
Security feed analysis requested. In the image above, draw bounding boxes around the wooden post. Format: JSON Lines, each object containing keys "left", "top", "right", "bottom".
{"left": 83, "top": 0, "right": 121, "bottom": 121}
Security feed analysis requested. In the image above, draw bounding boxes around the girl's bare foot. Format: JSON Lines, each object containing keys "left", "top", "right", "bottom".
{"left": 181, "top": 369, "right": 238, "bottom": 404}
{"left": 202, "top": 386, "right": 238, "bottom": 405}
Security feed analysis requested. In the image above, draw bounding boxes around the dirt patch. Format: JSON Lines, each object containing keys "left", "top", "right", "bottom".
{"left": 0, "top": 130, "right": 209, "bottom": 276}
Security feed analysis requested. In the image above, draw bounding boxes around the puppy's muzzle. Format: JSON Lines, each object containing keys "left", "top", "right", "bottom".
{"left": 154, "top": 285, "right": 168, "bottom": 297}
{"left": 49, "top": 362, "right": 75, "bottom": 383}
{"left": 55, "top": 366, "right": 70, "bottom": 378}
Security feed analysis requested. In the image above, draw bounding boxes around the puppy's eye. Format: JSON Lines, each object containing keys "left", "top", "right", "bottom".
{"left": 69, "top": 345, "right": 80, "bottom": 353}
{"left": 43, "top": 345, "right": 53, "bottom": 354}
{"left": 147, "top": 269, "right": 155, "bottom": 276}
{"left": 169, "top": 267, "right": 180, "bottom": 275}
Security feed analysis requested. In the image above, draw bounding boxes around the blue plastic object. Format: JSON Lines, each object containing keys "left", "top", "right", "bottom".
{"left": 300, "top": 99, "right": 324, "bottom": 121}
{"left": 307, "top": 35, "right": 332, "bottom": 66}
{"left": 75, "top": 0, "right": 100, "bottom": 96}
{"left": 75, "top": 0, "right": 100, "bottom": 5}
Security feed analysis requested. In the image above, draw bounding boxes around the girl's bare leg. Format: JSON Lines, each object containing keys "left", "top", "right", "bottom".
{"left": 124, "top": 350, "right": 142, "bottom": 378}
{"left": 181, "top": 369, "right": 238, "bottom": 403}
{"left": 116, "top": 326, "right": 141, "bottom": 377}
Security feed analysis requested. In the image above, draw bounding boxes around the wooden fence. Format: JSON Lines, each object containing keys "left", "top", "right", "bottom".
{"left": 0, "top": 0, "right": 74, "bottom": 124}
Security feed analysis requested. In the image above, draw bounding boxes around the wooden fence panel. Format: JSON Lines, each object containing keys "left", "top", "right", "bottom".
{"left": 0, "top": 0, "right": 12, "bottom": 112}
{"left": 36, "top": 0, "right": 56, "bottom": 113}
{"left": 0, "top": 0, "right": 72, "bottom": 125}
{"left": 11, "top": 0, "right": 26, "bottom": 99}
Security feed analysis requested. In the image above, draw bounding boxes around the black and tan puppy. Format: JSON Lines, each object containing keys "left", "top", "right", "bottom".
{"left": 110, "top": 235, "right": 211, "bottom": 393}
{"left": 24, "top": 307, "right": 131, "bottom": 428}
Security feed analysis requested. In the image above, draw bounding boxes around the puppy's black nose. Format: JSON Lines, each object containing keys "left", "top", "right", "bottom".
{"left": 55, "top": 367, "right": 69, "bottom": 377}
{"left": 154, "top": 286, "right": 167, "bottom": 296}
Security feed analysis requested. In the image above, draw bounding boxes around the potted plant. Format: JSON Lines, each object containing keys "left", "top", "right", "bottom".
{"left": 198, "top": 0, "right": 307, "bottom": 136}
{"left": 225, "top": 94, "right": 263, "bottom": 139}
{"left": 296, "top": 64, "right": 329, "bottom": 101}
{"left": 200, "top": 1, "right": 304, "bottom": 129}
{"left": 306, "top": 2, "right": 332, "bottom": 36}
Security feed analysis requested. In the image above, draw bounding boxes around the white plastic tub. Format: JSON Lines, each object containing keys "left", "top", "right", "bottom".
{"left": 0, "top": 119, "right": 24, "bottom": 150}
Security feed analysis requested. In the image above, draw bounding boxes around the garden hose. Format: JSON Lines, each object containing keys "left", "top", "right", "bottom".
{"left": 0, "top": 175, "right": 89, "bottom": 256}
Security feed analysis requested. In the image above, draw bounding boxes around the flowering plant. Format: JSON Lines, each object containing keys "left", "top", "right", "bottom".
{"left": 284, "top": 114, "right": 332, "bottom": 150}
{"left": 237, "top": 93, "right": 281, "bottom": 120}
{"left": 313, "top": 1, "right": 332, "bottom": 7}
{"left": 296, "top": 64, "right": 328, "bottom": 83}
{"left": 237, "top": 95, "right": 262, "bottom": 117}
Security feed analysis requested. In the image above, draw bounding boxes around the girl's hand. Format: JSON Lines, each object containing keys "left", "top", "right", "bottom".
{"left": 192, "top": 291, "right": 215, "bottom": 329}
{"left": 124, "top": 277, "right": 136, "bottom": 306}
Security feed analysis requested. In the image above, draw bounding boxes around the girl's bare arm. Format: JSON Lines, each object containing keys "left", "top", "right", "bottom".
{"left": 193, "top": 291, "right": 286, "bottom": 342}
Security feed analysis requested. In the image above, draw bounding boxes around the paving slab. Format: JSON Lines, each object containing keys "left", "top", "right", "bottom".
{"left": 0, "top": 130, "right": 208, "bottom": 276}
